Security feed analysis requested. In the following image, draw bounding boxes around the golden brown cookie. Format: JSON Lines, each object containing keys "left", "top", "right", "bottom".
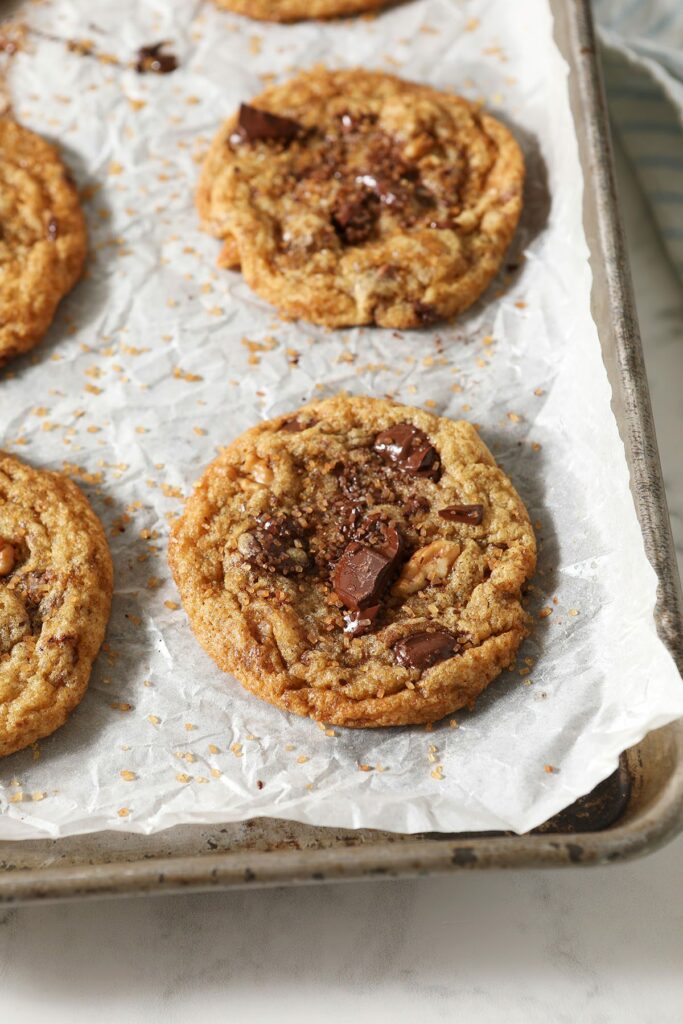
{"left": 197, "top": 68, "right": 524, "bottom": 329}
{"left": 212, "top": 0, "right": 392, "bottom": 21}
{"left": 169, "top": 395, "right": 536, "bottom": 728}
{"left": 0, "top": 118, "right": 87, "bottom": 366}
{"left": 0, "top": 453, "right": 113, "bottom": 757}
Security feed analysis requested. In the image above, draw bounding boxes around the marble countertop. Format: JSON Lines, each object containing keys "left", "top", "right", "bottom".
{"left": 1, "top": 142, "right": 682, "bottom": 1024}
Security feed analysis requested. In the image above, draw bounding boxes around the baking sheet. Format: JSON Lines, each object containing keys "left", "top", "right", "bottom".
{"left": 1, "top": 0, "right": 682, "bottom": 841}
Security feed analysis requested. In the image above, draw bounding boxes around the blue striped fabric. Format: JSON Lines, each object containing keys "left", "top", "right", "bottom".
{"left": 594, "top": 0, "right": 683, "bottom": 278}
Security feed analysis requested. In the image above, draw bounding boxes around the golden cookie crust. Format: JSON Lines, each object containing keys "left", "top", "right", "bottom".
{"left": 212, "top": 0, "right": 391, "bottom": 21}
{"left": 0, "top": 118, "right": 87, "bottom": 366}
{"left": 169, "top": 395, "right": 536, "bottom": 728}
{"left": 197, "top": 68, "right": 524, "bottom": 329}
{"left": 0, "top": 453, "right": 113, "bottom": 757}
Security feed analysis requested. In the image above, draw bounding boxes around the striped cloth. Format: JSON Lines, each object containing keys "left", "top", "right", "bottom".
{"left": 595, "top": 0, "right": 683, "bottom": 279}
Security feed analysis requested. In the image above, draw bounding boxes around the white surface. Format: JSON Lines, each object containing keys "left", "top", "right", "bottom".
{"left": 1, "top": 114, "right": 682, "bottom": 1024}
{"left": 6, "top": 0, "right": 683, "bottom": 841}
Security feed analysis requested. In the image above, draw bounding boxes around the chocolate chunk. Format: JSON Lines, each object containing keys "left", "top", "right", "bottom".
{"left": 332, "top": 517, "right": 404, "bottom": 611}
{"left": 333, "top": 545, "right": 394, "bottom": 611}
{"left": 374, "top": 422, "right": 441, "bottom": 481}
{"left": 343, "top": 605, "right": 380, "bottom": 637}
{"left": 47, "top": 217, "right": 58, "bottom": 241}
{"left": 332, "top": 190, "right": 380, "bottom": 245}
{"left": 233, "top": 103, "right": 302, "bottom": 144}
{"left": 438, "top": 503, "right": 484, "bottom": 525}
{"left": 135, "top": 42, "right": 178, "bottom": 74}
{"left": 393, "top": 630, "right": 460, "bottom": 670}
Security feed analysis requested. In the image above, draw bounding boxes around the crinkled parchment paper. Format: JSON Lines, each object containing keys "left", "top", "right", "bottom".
{"left": 1, "top": 0, "right": 682, "bottom": 839}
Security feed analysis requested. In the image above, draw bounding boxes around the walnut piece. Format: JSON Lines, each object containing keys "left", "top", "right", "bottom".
{"left": 0, "top": 540, "right": 16, "bottom": 577}
{"left": 231, "top": 452, "right": 275, "bottom": 493}
{"left": 392, "top": 539, "right": 461, "bottom": 598}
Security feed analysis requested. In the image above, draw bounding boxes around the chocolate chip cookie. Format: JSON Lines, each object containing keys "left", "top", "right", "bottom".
{"left": 197, "top": 68, "right": 524, "bottom": 329}
{"left": 0, "top": 453, "right": 113, "bottom": 757}
{"left": 212, "top": 0, "right": 392, "bottom": 21}
{"left": 0, "top": 118, "right": 87, "bottom": 366}
{"left": 169, "top": 395, "right": 536, "bottom": 727}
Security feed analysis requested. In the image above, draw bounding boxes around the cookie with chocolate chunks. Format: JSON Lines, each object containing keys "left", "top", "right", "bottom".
{"left": 211, "top": 0, "right": 393, "bottom": 23}
{"left": 169, "top": 395, "right": 536, "bottom": 728}
{"left": 0, "top": 119, "right": 87, "bottom": 366}
{"left": 197, "top": 67, "right": 524, "bottom": 328}
{"left": 0, "top": 453, "right": 113, "bottom": 756}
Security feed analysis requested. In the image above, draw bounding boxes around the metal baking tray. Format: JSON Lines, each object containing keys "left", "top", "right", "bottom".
{"left": 1, "top": 0, "right": 682, "bottom": 903}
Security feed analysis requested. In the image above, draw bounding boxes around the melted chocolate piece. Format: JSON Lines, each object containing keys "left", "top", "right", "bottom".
{"left": 332, "top": 517, "right": 404, "bottom": 612}
{"left": 355, "top": 514, "right": 403, "bottom": 561}
{"left": 414, "top": 302, "right": 439, "bottom": 325}
{"left": 403, "top": 495, "right": 430, "bottom": 518}
{"left": 335, "top": 497, "right": 365, "bottom": 539}
{"left": 438, "top": 503, "right": 484, "bottom": 525}
{"left": 279, "top": 416, "right": 315, "bottom": 433}
{"left": 374, "top": 422, "right": 441, "bottom": 481}
{"left": 241, "top": 512, "right": 309, "bottom": 577}
{"left": 343, "top": 605, "right": 380, "bottom": 637}
{"left": 233, "top": 104, "right": 302, "bottom": 145}
{"left": 393, "top": 630, "right": 460, "bottom": 671}
{"left": 332, "top": 190, "right": 380, "bottom": 245}
{"left": 135, "top": 42, "right": 178, "bottom": 74}
{"left": 351, "top": 131, "right": 430, "bottom": 214}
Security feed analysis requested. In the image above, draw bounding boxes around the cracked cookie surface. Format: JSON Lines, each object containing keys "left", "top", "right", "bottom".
{"left": 212, "top": 0, "right": 392, "bottom": 21}
{"left": 0, "top": 453, "right": 113, "bottom": 756}
{"left": 197, "top": 68, "right": 524, "bottom": 329}
{"left": 0, "top": 118, "right": 87, "bottom": 366}
{"left": 169, "top": 395, "right": 536, "bottom": 727}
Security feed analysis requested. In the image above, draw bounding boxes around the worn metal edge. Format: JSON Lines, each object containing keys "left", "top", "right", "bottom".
{"left": 569, "top": 2, "right": 683, "bottom": 667}
{"left": 0, "top": 795, "right": 680, "bottom": 905}
{"left": 556, "top": 0, "right": 683, "bottom": 849}
{"left": 1, "top": 0, "right": 682, "bottom": 904}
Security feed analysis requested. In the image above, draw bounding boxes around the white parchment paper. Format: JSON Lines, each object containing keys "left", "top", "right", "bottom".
{"left": 1, "top": 0, "right": 682, "bottom": 840}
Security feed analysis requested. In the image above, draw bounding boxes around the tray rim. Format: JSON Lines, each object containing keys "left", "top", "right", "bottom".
{"left": 1, "top": 0, "right": 682, "bottom": 902}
